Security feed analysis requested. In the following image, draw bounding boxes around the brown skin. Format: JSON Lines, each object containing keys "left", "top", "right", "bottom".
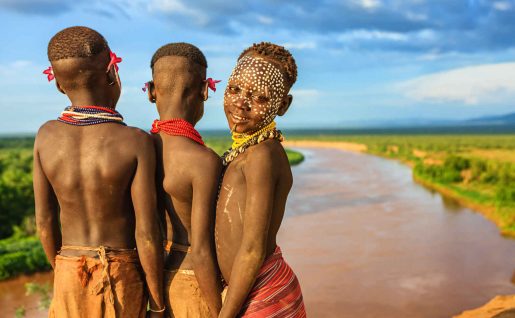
{"left": 216, "top": 53, "right": 293, "bottom": 318}
{"left": 148, "top": 56, "right": 223, "bottom": 317}
{"left": 33, "top": 49, "right": 164, "bottom": 317}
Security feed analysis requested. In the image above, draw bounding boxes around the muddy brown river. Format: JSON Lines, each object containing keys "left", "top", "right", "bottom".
{"left": 1, "top": 147, "right": 514, "bottom": 317}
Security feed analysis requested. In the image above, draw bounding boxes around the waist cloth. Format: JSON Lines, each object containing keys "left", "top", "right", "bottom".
{"left": 49, "top": 245, "right": 147, "bottom": 318}
{"left": 239, "top": 246, "right": 306, "bottom": 318}
{"left": 164, "top": 240, "right": 194, "bottom": 276}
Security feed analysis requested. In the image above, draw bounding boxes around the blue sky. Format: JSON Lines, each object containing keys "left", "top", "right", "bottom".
{"left": 0, "top": 0, "right": 514, "bottom": 133}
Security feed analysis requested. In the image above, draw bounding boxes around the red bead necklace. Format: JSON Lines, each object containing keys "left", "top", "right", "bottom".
{"left": 150, "top": 118, "right": 205, "bottom": 146}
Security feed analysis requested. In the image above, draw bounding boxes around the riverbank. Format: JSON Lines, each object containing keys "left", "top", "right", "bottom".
{"left": 285, "top": 140, "right": 515, "bottom": 317}
{"left": 453, "top": 295, "right": 515, "bottom": 318}
{"left": 284, "top": 140, "right": 368, "bottom": 153}
{"left": 285, "top": 138, "right": 515, "bottom": 238}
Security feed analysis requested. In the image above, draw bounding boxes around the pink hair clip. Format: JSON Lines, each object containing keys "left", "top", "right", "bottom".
{"left": 206, "top": 78, "right": 221, "bottom": 92}
{"left": 142, "top": 82, "right": 149, "bottom": 92}
{"left": 43, "top": 66, "right": 54, "bottom": 82}
{"left": 107, "top": 51, "right": 122, "bottom": 72}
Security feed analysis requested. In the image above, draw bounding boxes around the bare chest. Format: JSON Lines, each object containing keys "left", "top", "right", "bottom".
{"left": 216, "top": 162, "right": 248, "bottom": 229}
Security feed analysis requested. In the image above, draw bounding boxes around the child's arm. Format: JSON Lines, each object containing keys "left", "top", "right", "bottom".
{"left": 191, "top": 154, "right": 223, "bottom": 317}
{"left": 152, "top": 135, "right": 167, "bottom": 242}
{"left": 219, "top": 147, "right": 277, "bottom": 318}
{"left": 131, "top": 135, "right": 165, "bottom": 315}
{"left": 33, "top": 137, "right": 61, "bottom": 269}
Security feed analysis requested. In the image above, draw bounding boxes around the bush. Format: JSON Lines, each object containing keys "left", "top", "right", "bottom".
{"left": 444, "top": 155, "right": 470, "bottom": 171}
{"left": 415, "top": 161, "right": 463, "bottom": 183}
{"left": 285, "top": 149, "right": 304, "bottom": 166}
{"left": 496, "top": 187, "right": 515, "bottom": 204}
{"left": 0, "top": 236, "right": 50, "bottom": 280}
{"left": 0, "top": 150, "right": 35, "bottom": 238}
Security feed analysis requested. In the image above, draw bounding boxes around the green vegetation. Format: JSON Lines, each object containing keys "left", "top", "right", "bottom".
{"left": 204, "top": 135, "right": 305, "bottom": 164}
{"left": 285, "top": 149, "right": 304, "bottom": 165}
{"left": 15, "top": 282, "right": 52, "bottom": 318}
{"left": 0, "top": 150, "right": 35, "bottom": 238}
{"left": 0, "top": 135, "right": 303, "bottom": 280}
{"left": 290, "top": 133, "right": 515, "bottom": 236}
{"left": 0, "top": 235, "right": 50, "bottom": 280}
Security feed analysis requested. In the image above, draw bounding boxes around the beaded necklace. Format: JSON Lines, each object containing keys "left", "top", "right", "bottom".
{"left": 222, "top": 121, "right": 283, "bottom": 166}
{"left": 150, "top": 118, "right": 205, "bottom": 146}
{"left": 231, "top": 121, "right": 277, "bottom": 149}
{"left": 58, "top": 106, "right": 126, "bottom": 126}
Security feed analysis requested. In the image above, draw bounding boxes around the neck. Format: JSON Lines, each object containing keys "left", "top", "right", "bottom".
{"left": 156, "top": 98, "right": 197, "bottom": 125}
{"left": 231, "top": 121, "right": 277, "bottom": 149}
{"left": 68, "top": 91, "right": 115, "bottom": 109}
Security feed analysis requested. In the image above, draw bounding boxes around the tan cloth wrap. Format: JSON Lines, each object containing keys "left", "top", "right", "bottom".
{"left": 49, "top": 245, "right": 147, "bottom": 318}
{"left": 164, "top": 271, "right": 211, "bottom": 318}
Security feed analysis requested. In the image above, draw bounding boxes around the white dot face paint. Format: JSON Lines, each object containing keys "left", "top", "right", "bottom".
{"left": 224, "top": 55, "right": 287, "bottom": 134}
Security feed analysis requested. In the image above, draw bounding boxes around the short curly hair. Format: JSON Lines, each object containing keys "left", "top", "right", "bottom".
{"left": 238, "top": 42, "right": 297, "bottom": 88}
{"left": 47, "top": 26, "right": 109, "bottom": 62}
{"left": 151, "top": 42, "right": 207, "bottom": 70}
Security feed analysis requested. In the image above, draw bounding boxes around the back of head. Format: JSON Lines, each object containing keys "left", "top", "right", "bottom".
{"left": 150, "top": 43, "right": 208, "bottom": 122}
{"left": 238, "top": 42, "right": 297, "bottom": 91}
{"left": 150, "top": 42, "right": 207, "bottom": 94}
{"left": 151, "top": 42, "right": 207, "bottom": 70}
{"left": 48, "top": 26, "right": 111, "bottom": 92}
{"left": 48, "top": 26, "right": 108, "bottom": 62}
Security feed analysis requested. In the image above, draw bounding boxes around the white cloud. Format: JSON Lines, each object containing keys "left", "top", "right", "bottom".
{"left": 282, "top": 41, "right": 317, "bottom": 50}
{"left": 291, "top": 89, "right": 320, "bottom": 97}
{"left": 398, "top": 63, "right": 515, "bottom": 105}
{"left": 493, "top": 1, "right": 512, "bottom": 11}
{"left": 256, "top": 15, "right": 273, "bottom": 25}
{"left": 290, "top": 89, "right": 320, "bottom": 107}
{"left": 352, "top": 0, "right": 382, "bottom": 10}
{"left": 0, "top": 60, "right": 33, "bottom": 76}
{"left": 337, "top": 30, "right": 408, "bottom": 42}
{"left": 405, "top": 11, "right": 427, "bottom": 22}
{"left": 147, "top": 0, "right": 207, "bottom": 25}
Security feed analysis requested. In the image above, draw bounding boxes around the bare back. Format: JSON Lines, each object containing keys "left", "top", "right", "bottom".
{"left": 35, "top": 120, "right": 151, "bottom": 253}
{"left": 215, "top": 139, "right": 292, "bottom": 283}
{"left": 153, "top": 135, "right": 222, "bottom": 270}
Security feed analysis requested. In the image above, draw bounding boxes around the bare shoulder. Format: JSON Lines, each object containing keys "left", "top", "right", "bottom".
{"left": 246, "top": 139, "right": 285, "bottom": 166}
{"left": 35, "top": 120, "right": 60, "bottom": 137}
{"left": 122, "top": 126, "right": 155, "bottom": 152}
{"left": 34, "top": 120, "right": 60, "bottom": 148}
{"left": 194, "top": 145, "right": 223, "bottom": 177}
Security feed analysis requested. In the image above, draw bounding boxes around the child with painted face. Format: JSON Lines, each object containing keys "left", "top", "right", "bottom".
{"left": 216, "top": 42, "right": 306, "bottom": 318}
{"left": 34, "top": 26, "right": 164, "bottom": 317}
{"left": 146, "top": 43, "right": 223, "bottom": 318}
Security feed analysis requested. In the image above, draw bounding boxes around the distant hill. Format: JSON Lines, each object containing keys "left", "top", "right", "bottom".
{"left": 465, "top": 112, "right": 515, "bottom": 126}
{"left": 281, "top": 111, "right": 515, "bottom": 135}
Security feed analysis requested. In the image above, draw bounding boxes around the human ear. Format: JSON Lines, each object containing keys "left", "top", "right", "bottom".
{"left": 201, "top": 79, "right": 209, "bottom": 101}
{"left": 147, "top": 81, "right": 156, "bottom": 103}
{"left": 55, "top": 80, "right": 65, "bottom": 95}
{"left": 277, "top": 94, "right": 292, "bottom": 116}
{"left": 107, "top": 68, "right": 117, "bottom": 86}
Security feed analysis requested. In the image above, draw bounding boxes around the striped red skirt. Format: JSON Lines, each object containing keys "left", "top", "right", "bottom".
{"left": 240, "top": 246, "right": 306, "bottom": 318}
